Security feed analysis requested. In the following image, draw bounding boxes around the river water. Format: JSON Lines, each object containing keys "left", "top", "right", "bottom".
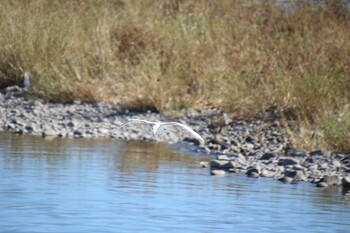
{"left": 0, "top": 131, "right": 349, "bottom": 233}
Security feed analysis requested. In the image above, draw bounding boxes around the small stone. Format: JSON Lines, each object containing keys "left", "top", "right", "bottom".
{"left": 233, "top": 153, "right": 247, "bottom": 164}
{"left": 342, "top": 188, "right": 350, "bottom": 195}
{"left": 5, "top": 85, "right": 22, "bottom": 93}
{"left": 331, "top": 159, "right": 342, "bottom": 168}
{"left": 98, "top": 128, "right": 109, "bottom": 134}
{"left": 261, "top": 169, "right": 274, "bottom": 177}
{"left": 210, "top": 170, "right": 226, "bottom": 176}
{"left": 67, "top": 119, "right": 81, "bottom": 128}
{"left": 25, "top": 125, "right": 34, "bottom": 133}
{"left": 259, "top": 153, "right": 275, "bottom": 160}
{"left": 321, "top": 175, "right": 341, "bottom": 186}
{"left": 316, "top": 182, "right": 328, "bottom": 188}
{"left": 244, "top": 143, "right": 254, "bottom": 151}
{"left": 42, "top": 128, "right": 57, "bottom": 137}
{"left": 310, "top": 150, "right": 324, "bottom": 157}
{"left": 278, "top": 176, "right": 293, "bottom": 184}
{"left": 342, "top": 176, "right": 350, "bottom": 188}
{"left": 34, "top": 100, "right": 43, "bottom": 107}
{"left": 200, "top": 161, "right": 208, "bottom": 168}
{"left": 286, "top": 149, "right": 307, "bottom": 157}
{"left": 284, "top": 170, "right": 297, "bottom": 178}
{"left": 73, "top": 130, "right": 83, "bottom": 138}
{"left": 228, "top": 168, "right": 236, "bottom": 173}
{"left": 210, "top": 160, "right": 233, "bottom": 170}
{"left": 319, "top": 162, "right": 328, "bottom": 170}
{"left": 293, "top": 164, "right": 306, "bottom": 171}
{"left": 246, "top": 167, "right": 259, "bottom": 178}
{"left": 217, "top": 154, "right": 230, "bottom": 160}
{"left": 230, "top": 145, "right": 241, "bottom": 152}
{"left": 278, "top": 157, "right": 299, "bottom": 166}
{"left": 6, "top": 123, "right": 16, "bottom": 129}
{"left": 308, "top": 164, "right": 318, "bottom": 172}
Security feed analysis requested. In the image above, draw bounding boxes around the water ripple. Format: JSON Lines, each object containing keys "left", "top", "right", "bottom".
{"left": 0, "top": 132, "right": 349, "bottom": 232}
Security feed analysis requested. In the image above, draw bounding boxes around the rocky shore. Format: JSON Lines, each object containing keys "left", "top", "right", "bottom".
{"left": 1, "top": 85, "right": 350, "bottom": 192}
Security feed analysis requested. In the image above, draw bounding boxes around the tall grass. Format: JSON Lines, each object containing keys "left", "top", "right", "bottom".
{"left": 320, "top": 109, "right": 350, "bottom": 153}
{"left": 0, "top": 0, "right": 350, "bottom": 152}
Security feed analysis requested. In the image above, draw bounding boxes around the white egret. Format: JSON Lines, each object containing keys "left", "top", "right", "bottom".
{"left": 23, "top": 72, "right": 30, "bottom": 90}
{"left": 117, "top": 119, "right": 205, "bottom": 144}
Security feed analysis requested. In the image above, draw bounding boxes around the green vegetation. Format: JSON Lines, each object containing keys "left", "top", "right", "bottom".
{"left": 0, "top": 0, "right": 350, "bottom": 152}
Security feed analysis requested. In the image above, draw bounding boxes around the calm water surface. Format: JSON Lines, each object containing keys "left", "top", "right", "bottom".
{"left": 0, "top": 132, "right": 349, "bottom": 233}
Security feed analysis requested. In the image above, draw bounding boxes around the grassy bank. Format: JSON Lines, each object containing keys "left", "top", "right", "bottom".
{"left": 0, "top": 0, "right": 350, "bottom": 152}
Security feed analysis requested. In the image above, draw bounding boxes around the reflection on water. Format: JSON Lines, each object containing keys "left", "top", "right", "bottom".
{"left": 0, "top": 131, "right": 349, "bottom": 233}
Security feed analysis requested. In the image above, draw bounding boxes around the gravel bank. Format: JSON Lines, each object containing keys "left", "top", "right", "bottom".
{"left": 1, "top": 85, "right": 349, "bottom": 192}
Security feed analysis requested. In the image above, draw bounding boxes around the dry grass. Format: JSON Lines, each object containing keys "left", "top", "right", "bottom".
{"left": 318, "top": 106, "right": 350, "bottom": 153}
{"left": 0, "top": 0, "right": 350, "bottom": 151}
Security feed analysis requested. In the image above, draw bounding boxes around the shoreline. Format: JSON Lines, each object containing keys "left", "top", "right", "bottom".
{"left": 1, "top": 86, "right": 349, "bottom": 192}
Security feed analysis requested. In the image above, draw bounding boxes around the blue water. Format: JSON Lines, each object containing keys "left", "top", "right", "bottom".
{"left": 0, "top": 132, "right": 349, "bottom": 233}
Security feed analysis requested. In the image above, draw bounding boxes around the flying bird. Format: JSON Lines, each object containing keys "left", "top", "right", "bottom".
{"left": 117, "top": 119, "right": 205, "bottom": 144}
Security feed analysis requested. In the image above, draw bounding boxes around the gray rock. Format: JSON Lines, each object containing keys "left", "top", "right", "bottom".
{"left": 233, "top": 153, "right": 247, "bottom": 164}
{"left": 318, "top": 162, "right": 328, "bottom": 170}
{"left": 342, "top": 188, "right": 350, "bottom": 195}
{"left": 286, "top": 149, "right": 307, "bottom": 157}
{"left": 67, "top": 119, "right": 81, "bottom": 128}
{"left": 284, "top": 169, "right": 306, "bottom": 181}
{"left": 342, "top": 176, "right": 350, "bottom": 188}
{"left": 316, "top": 182, "right": 328, "bottom": 188}
{"left": 293, "top": 164, "right": 306, "bottom": 171}
{"left": 210, "top": 160, "right": 233, "bottom": 170}
{"left": 259, "top": 153, "right": 275, "bottom": 160}
{"left": 210, "top": 170, "right": 226, "bottom": 176}
{"left": 277, "top": 176, "right": 293, "bottom": 184}
{"left": 278, "top": 157, "right": 299, "bottom": 166}
{"left": 331, "top": 159, "right": 342, "bottom": 168}
{"left": 98, "top": 128, "right": 109, "bottom": 135}
{"left": 34, "top": 100, "right": 43, "bottom": 106}
{"left": 217, "top": 154, "right": 231, "bottom": 160}
{"left": 25, "top": 125, "right": 34, "bottom": 133}
{"left": 246, "top": 167, "right": 259, "bottom": 178}
{"left": 42, "top": 128, "right": 57, "bottom": 137}
{"left": 73, "top": 130, "right": 83, "bottom": 137}
{"left": 308, "top": 164, "right": 318, "bottom": 172}
{"left": 260, "top": 169, "right": 274, "bottom": 177}
{"left": 321, "top": 175, "right": 341, "bottom": 185}
{"left": 284, "top": 169, "right": 297, "bottom": 178}
{"left": 310, "top": 150, "right": 324, "bottom": 157}
{"left": 5, "top": 85, "right": 22, "bottom": 93}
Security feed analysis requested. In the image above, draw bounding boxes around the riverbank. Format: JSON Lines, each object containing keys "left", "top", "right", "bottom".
{"left": 1, "top": 86, "right": 349, "bottom": 192}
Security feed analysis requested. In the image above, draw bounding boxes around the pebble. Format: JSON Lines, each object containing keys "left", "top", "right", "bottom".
{"left": 42, "top": 128, "right": 57, "bottom": 137}
{"left": 278, "top": 158, "right": 299, "bottom": 166}
{"left": 200, "top": 161, "right": 209, "bottom": 168}
{"left": 321, "top": 175, "right": 341, "bottom": 186}
{"left": 259, "top": 152, "right": 275, "bottom": 160}
{"left": 278, "top": 176, "right": 294, "bottom": 184}
{"left": 342, "top": 176, "right": 350, "bottom": 188}
{"left": 316, "top": 182, "right": 328, "bottom": 188}
{"left": 210, "top": 160, "right": 232, "bottom": 169}
{"left": 246, "top": 167, "right": 260, "bottom": 178}
{"left": 210, "top": 170, "right": 226, "bottom": 176}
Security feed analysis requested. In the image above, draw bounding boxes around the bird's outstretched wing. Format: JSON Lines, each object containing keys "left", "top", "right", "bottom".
{"left": 117, "top": 119, "right": 153, "bottom": 130}
{"left": 162, "top": 122, "right": 205, "bottom": 144}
